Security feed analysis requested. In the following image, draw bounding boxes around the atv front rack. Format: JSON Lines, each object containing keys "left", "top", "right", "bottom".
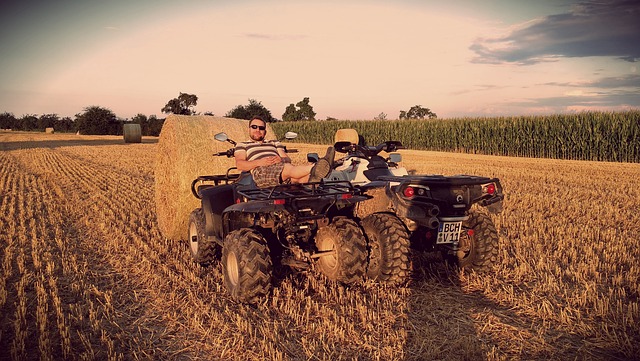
{"left": 236, "top": 180, "right": 359, "bottom": 201}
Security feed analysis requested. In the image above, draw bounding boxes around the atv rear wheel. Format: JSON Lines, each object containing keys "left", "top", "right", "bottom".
{"left": 315, "top": 217, "right": 367, "bottom": 284}
{"left": 188, "top": 208, "right": 219, "bottom": 266}
{"left": 362, "top": 212, "right": 411, "bottom": 284}
{"left": 222, "top": 228, "right": 272, "bottom": 303}
{"left": 444, "top": 209, "right": 498, "bottom": 272}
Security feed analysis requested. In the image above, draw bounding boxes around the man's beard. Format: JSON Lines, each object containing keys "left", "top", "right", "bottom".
{"left": 250, "top": 133, "right": 265, "bottom": 141}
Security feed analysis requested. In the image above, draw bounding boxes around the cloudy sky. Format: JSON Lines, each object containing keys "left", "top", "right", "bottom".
{"left": 0, "top": 0, "right": 638, "bottom": 120}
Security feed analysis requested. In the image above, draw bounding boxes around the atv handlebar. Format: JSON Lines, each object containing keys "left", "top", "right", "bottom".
{"left": 334, "top": 140, "right": 404, "bottom": 156}
{"left": 214, "top": 131, "right": 297, "bottom": 157}
{"left": 214, "top": 148, "right": 236, "bottom": 158}
{"left": 215, "top": 146, "right": 297, "bottom": 158}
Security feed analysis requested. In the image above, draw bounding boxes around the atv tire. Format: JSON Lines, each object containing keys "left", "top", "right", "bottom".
{"left": 444, "top": 209, "right": 498, "bottom": 272}
{"left": 315, "top": 217, "right": 367, "bottom": 284}
{"left": 222, "top": 228, "right": 272, "bottom": 303}
{"left": 362, "top": 212, "right": 411, "bottom": 284}
{"left": 188, "top": 208, "right": 219, "bottom": 266}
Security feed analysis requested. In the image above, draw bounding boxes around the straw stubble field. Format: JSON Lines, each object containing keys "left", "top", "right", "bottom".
{"left": 1, "top": 131, "right": 638, "bottom": 360}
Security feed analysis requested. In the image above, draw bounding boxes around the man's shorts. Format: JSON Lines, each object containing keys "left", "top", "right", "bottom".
{"left": 251, "top": 162, "right": 285, "bottom": 188}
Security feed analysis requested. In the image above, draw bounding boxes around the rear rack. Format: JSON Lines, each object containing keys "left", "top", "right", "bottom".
{"left": 237, "top": 180, "right": 357, "bottom": 201}
{"left": 379, "top": 174, "right": 498, "bottom": 186}
{"left": 191, "top": 173, "right": 241, "bottom": 199}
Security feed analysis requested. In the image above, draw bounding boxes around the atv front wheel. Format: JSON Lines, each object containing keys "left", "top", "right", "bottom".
{"left": 222, "top": 228, "right": 272, "bottom": 303}
{"left": 361, "top": 212, "right": 411, "bottom": 284}
{"left": 444, "top": 209, "right": 498, "bottom": 272}
{"left": 315, "top": 217, "right": 367, "bottom": 284}
{"left": 188, "top": 208, "right": 219, "bottom": 266}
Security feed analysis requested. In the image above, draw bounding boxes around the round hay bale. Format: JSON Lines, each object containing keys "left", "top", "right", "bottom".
{"left": 154, "top": 115, "right": 274, "bottom": 241}
{"left": 354, "top": 187, "right": 392, "bottom": 218}
{"left": 45, "top": 127, "right": 54, "bottom": 134}
{"left": 123, "top": 123, "right": 142, "bottom": 143}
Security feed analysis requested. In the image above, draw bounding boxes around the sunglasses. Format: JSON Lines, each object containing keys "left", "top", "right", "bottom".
{"left": 250, "top": 125, "right": 266, "bottom": 130}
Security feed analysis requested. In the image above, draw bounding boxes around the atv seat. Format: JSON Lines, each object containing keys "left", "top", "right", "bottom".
{"left": 334, "top": 128, "right": 366, "bottom": 146}
{"left": 235, "top": 171, "right": 258, "bottom": 189}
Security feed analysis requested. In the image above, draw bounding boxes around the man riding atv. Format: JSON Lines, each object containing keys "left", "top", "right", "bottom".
{"left": 186, "top": 123, "right": 369, "bottom": 303}
{"left": 235, "top": 116, "right": 335, "bottom": 187}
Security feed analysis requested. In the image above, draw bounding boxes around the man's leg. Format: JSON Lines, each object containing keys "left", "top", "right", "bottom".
{"left": 281, "top": 146, "right": 335, "bottom": 183}
{"left": 281, "top": 163, "right": 314, "bottom": 180}
{"left": 288, "top": 175, "right": 310, "bottom": 184}
{"left": 281, "top": 147, "right": 335, "bottom": 183}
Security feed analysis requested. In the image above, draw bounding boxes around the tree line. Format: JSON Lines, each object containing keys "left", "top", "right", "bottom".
{"left": 161, "top": 92, "right": 436, "bottom": 122}
{"left": 161, "top": 93, "right": 321, "bottom": 122}
{"left": 0, "top": 92, "right": 436, "bottom": 135}
{"left": 0, "top": 108, "right": 164, "bottom": 136}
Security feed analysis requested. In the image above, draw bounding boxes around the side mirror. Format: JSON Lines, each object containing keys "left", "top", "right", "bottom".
{"left": 214, "top": 132, "right": 236, "bottom": 145}
{"left": 307, "top": 153, "right": 319, "bottom": 163}
{"left": 214, "top": 132, "right": 228, "bottom": 142}
{"left": 388, "top": 153, "right": 402, "bottom": 163}
{"left": 284, "top": 131, "right": 298, "bottom": 140}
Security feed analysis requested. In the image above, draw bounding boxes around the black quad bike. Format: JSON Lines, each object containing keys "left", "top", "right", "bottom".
{"left": 313, "top": 129, "right": 504, "bottom": 284}
{"left": 187, "top": 132, "right": 370, "bottom": 303}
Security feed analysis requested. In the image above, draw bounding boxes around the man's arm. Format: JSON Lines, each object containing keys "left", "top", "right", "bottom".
{"left": 235, "top": 149, "right": 278, "bottom": 171}
{"left": 276, "top": 148, "right": 291, "bottom": 163}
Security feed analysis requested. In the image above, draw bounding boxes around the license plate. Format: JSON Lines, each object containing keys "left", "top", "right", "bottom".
{"left": 436, "top": 221, "right": 463, "bottom": 244}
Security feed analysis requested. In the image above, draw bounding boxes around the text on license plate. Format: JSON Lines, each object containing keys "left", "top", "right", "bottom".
{"left": 437, "top": 221, "right": 463, "bottom": 244}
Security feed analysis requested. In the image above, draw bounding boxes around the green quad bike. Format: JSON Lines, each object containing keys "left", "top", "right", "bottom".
{"left": 309, "top": 129, "right": 504, "bottom": 285}
{"left": 187, "top": 132, "right": 370, "bottom": 303}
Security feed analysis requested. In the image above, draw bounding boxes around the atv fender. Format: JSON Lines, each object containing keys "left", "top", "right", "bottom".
{"left": 200, "top": 184, "right": 235, "bottom": 242}
{"left": 224, "top": 200, "right": 285, "bottom": 214}
{"left": 221, "top": 201, "right": 287, "bottom": 235}
{"left": 359, "top": 180, "right": 387, "bottom": 192}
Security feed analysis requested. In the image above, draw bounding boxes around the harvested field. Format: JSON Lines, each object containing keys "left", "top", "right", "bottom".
{"left": 0, "top": 131, "right": 638, "bottom": 360}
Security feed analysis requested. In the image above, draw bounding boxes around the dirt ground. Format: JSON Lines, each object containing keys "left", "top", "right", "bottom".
{"left": 1, "top": 131, "right": 638, "bottom": 360}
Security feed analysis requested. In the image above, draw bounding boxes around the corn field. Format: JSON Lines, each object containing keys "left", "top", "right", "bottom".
{"left": 0, "top": 130, "right": 639, "bottom": 360}
{"left": 272, "top": 110, "right": 640, "bottom": 163}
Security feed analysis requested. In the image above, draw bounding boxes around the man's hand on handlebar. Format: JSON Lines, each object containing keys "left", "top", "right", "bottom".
{"left": 214, "top": 148, "right": 235, "bottom": 157}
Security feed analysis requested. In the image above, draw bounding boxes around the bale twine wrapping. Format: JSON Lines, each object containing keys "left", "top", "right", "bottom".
{"left": 154, "top": 115, "right": 274, "bottom": 241}
{"left": 123, "top": 123, "right": 142, "bottom": 143}
{"left": 45, "top": 127, "right": 54, "bottom": 134}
